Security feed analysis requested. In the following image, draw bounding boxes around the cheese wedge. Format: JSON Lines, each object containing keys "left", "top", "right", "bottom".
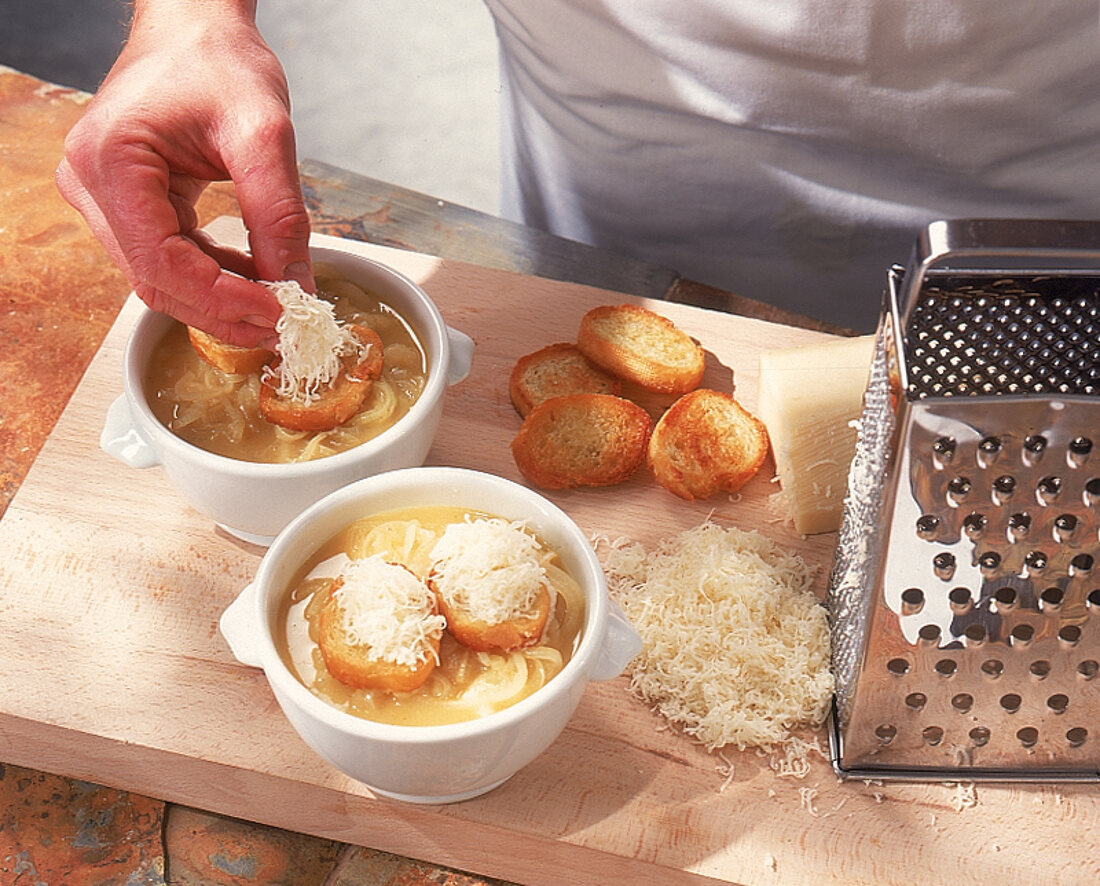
{"left": 758, "top": 335, "right": 875, "bottom": 535}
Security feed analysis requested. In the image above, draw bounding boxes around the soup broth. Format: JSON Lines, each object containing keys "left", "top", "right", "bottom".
{"left": 277, "top": 506, "right": 586, "bottom": 726}
{"left": 145, "top": 264, "right": 428, "bottom": 463}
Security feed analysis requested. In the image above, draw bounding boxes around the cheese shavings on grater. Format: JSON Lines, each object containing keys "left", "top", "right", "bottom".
{"left": 827, "top": 219, "right": 1100, "bottom": 782}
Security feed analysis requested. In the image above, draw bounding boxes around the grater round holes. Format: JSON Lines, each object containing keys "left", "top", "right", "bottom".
{"left": 1024, "top": 435, "right": 1048, "bottom": 466}
{"left": 1007, "top": 512, "right": 1032, "bottom": 541}
{"left": 1068, "top": 436, "right": 1093, "bottom": 468}
{"left": 905, "top": 692, "right": 927, "bottom": 710}
{"left": 947, "top": 476, "right": 972, "bottom": 505}
{"left": 1017, "top": 727, "right": 1039, "bottom": 748}
{"left": 948, "top": 586, "right": 972, "bottom": 613}
{"left": 1030, "top": 660, "right": 1052, "bottom": 679}
{"left": 900, "top": 587, "right": 925, "bottom": 615}
{"left": 969, "top": 727, "right": 991, "bottom": 747}
{"left": 979, "top": 552, "right": 1002, "bottom": 576}
{"left": 922, "top": 726, "right": 944, "bottom": 746}
{"left": 1071, "top": 553, "right": 1094, "bottom": 575}
{"left": 1010, "top": 624, "right": 1035, "bottom": 646}
{"left": 1086, "top": 589, "right": 1100, "bottom": 609}
{"left": 1054, "top": 514, "right": 1080, "bottom": 543}
{"left": 993, "top": 586, "right": 1018, "bottom": 611}
{"left": 1047, "top": 694, "right": 1070, "bottom": 714}
{"left": 933, "top": 553, "right": 956, "bottom": 581}
{"left": 964, "top": 623, "right": 987, "bottom": 646}
{"left": 1040, "top": 586, "right": 1064, "bottom": 610}
{"left": 992, "top": 475, "right": 1017, "bottom": 505}
{"left": 951, "top": 693, "right": 974, "bottom": 713}
{"left": 1078, "top": 660, "right": 1099, "bottom": 680}
{"left": 1067, "top": 727, "right": 1088, "bottom": 747}
{"left": 1059, "top": 625, "right": 1082, "bottom": 646}
{"left": 1037, "top": 476, "right": 1063, "bottom": 505}
{"left": 887, "top": 657, "right": 910, "bottom": 676}
{"left": 934, "top": 657, "right": 958, "bottom": 677}
{"left": 919, "top": 624, "right": 942, "bottom": 645}
{"left": 962, "top": 512, "right": 987, "bottom": 538}
{"left": 1001, "top": 693, "right": 1023, "bottom": 713}
{"left": 1024, "top": 550, "right": 1048, "bottom": 574}
{"left": 875, "top": 724, "right": 897, "bottom": 744}
{"left": 932, "top": 436, "right": 957, "bottom": 468}
{"left": 982, "top": 659, "right": 1005, "bottom": 678}
{"left": 1084, "top": 478, "right": 1100, "bottom": 507}
{"left": 977, "top": 435, "right": 1003, "bottom": 468}
{"left": 915, "top": 514, "right": 941, "bottom": 540}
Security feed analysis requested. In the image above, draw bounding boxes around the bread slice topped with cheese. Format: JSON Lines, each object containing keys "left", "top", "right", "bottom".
{"left": 187, "top": 326, "right": 272, "bottom": 375}
{"left": 317, "top": 555, "right": 447, "bottom": 692}
{"left": 257, "top": 279, "right": 385, "bottom": 432}
{"left": 647, "top": 388, "right": 769, "bottom": 500}
{"left": 260, "top": 323, "right": 384, "bottom": 431}
{"left": 427, "top": 517, "right": 552, "bottom": 652}
{"left": 509, "top": 342, "right": 622, "bottom": 417}
{"left": 510, "top": 393, "right": 652, "bottom": 489}
{"left": 577, "top": 304, "right": 705, "bottom": 395}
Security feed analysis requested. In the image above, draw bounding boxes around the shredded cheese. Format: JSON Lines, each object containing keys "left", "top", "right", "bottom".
{"left": 429, "top": 518, "right": 547, "bottom": 624}
{"left": 597, "top": 521, "right": 834, "bottom": 752}
{"left": 262, "top": 279, "right": 365, "bottom": 403}
{"left": 332, "top": 555, "right": 446, "bottom": 667}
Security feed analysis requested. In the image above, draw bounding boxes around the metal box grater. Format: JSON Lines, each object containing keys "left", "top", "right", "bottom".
{"left": 828, "top": 219, "right": 1100, "bottom": 781}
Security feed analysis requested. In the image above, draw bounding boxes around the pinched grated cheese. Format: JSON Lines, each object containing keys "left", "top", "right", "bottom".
{"left": 332, "top": 555, "right": 446, "bottom": 667}
{"left": 596, "top": 521, "right": 834, "bottom": 752}
{"left": 429, "top": 518, "right": 547, "bottom": 624}
{"left": 262, "top": 279, "right": 366, "bottom": 403}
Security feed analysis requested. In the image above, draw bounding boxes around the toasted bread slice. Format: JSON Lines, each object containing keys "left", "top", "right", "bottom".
{"left": 430, "top": 579, "right": 551, "bottom": 652}
{"left": 509, "top": 342, "right": 622, "bottom": 417}
{"left": 316, "top": 567, "right": 442, "bottom": 693}
{"left": 259, "top": 324, "right": 385, "bottom": 431}
{"left": 511, "top": 393, "right": 652, "bottom": 489}
{"left": 647, "top": 388, "right": 769, "bottom": 500}
{"left": 577, "top": 304, "right": 705, "bottom": 395}
{"left": 187, "top": 326, "right": 272, "bottom": 375}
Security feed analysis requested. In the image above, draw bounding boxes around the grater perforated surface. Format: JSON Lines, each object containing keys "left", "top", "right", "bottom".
{"left": 830, "top": 234, "right": 1100, "bottom": 781}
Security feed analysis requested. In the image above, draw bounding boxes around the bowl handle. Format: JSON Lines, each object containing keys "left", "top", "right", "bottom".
{"left": 101, "top": 394, "right": 160, "bottom": 468}
{"left": 589, "top": 598, "right": 642, "bottom": 681}
{"left": 445, "top": 327, "right": 475, "bottom": 386}
{"left": 219, "top": 583, "right": 265, "bottom": 669}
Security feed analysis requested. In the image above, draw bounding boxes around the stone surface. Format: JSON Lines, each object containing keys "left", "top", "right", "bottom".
{"left": 0, "top": 763, "right": 166, "bottom": 885}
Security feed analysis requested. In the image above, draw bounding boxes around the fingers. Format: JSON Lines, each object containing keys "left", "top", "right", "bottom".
{"left": 228, "top": 113, "right": 316, "bottom": 292}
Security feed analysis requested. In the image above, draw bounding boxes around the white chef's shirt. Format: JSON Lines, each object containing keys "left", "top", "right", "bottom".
{"left": 484, "top": 1, "right": 1100, "bottom": 329}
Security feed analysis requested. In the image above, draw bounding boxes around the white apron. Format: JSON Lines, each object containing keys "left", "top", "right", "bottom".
{"left": 484, "top": 1, "right": 1100, "bottom": 329}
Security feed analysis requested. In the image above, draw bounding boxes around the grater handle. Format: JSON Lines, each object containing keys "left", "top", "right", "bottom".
{"left": 920, "top": 219, "right": 1100, "bottom": 268}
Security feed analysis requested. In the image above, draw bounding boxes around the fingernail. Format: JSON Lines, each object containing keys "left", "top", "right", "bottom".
{"left": 242, "top": 313, "right": 277, "bottom": 329}
{"left": 282, "top": 261, "right": 314, "bottom": 289}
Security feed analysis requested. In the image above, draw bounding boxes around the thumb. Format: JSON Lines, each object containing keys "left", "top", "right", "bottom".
{"left": 230, "top": 118, "right": 315, "bottom": 291}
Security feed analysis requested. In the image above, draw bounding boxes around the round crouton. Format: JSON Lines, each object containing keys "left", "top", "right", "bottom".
{"left": 509, "top": 342, "right": 622, "bottom": 417}
{"left": 647, "top": 388, "right": 769, "bottom": 500}
{"left": 577, "top": 304, "right": 705, "bottom": 395}
{"left": 511, "top": 393, "right": 652, "bottom": 489}
{"left": 187, "top": 326, "right": 272, "bottom": 375}
{"left": 259, "top": 324, "right": 385, "bottom": 431}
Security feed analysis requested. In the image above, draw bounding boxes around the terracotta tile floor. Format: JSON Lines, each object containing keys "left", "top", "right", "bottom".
{"left": 0, "top": 764, "right": 518, "bottom": 886}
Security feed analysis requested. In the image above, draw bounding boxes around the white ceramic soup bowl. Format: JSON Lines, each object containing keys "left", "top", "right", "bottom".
{"left": 219, "top": 466, "right": 642, "bottom": 804}
{"left": 101, "top": 246, "right": 474, "bottom": 546}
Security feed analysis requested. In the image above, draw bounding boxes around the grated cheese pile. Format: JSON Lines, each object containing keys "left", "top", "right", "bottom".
{"left": 598, "top": 521, "right": 834, "bottom": 752}
{"left": 332, "top": 555, "right": 446, "bottom": 667}
{"left": 429, "top": 518, "right": 547, "bottom": 624}
{"left": 262, "top": 279, "right": 366, "bottom": 403}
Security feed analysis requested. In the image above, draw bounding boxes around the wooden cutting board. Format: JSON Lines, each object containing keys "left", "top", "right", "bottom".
{"left": 0, "top": 219, "right": 1095, "bottom": 886}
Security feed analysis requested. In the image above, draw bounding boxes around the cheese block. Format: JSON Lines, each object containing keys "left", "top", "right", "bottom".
{"left": 758, "top": 335, "right": 875, "bottom": 535}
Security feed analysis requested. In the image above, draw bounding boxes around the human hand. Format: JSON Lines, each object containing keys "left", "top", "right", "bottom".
{"left": 56, "top": 1, "right": 313, "bottom": 347}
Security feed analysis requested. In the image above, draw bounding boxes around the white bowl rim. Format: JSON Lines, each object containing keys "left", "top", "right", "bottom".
{"left": 123, "top": 248, "right": 452, "bottom": 478}
{"left": 247, "top": 466, "right": 610, "bottom": 744}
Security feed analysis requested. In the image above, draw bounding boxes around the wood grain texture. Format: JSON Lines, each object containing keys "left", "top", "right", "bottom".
{"left": 0, "top": 220, "right": 1096, "bottom": 886}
